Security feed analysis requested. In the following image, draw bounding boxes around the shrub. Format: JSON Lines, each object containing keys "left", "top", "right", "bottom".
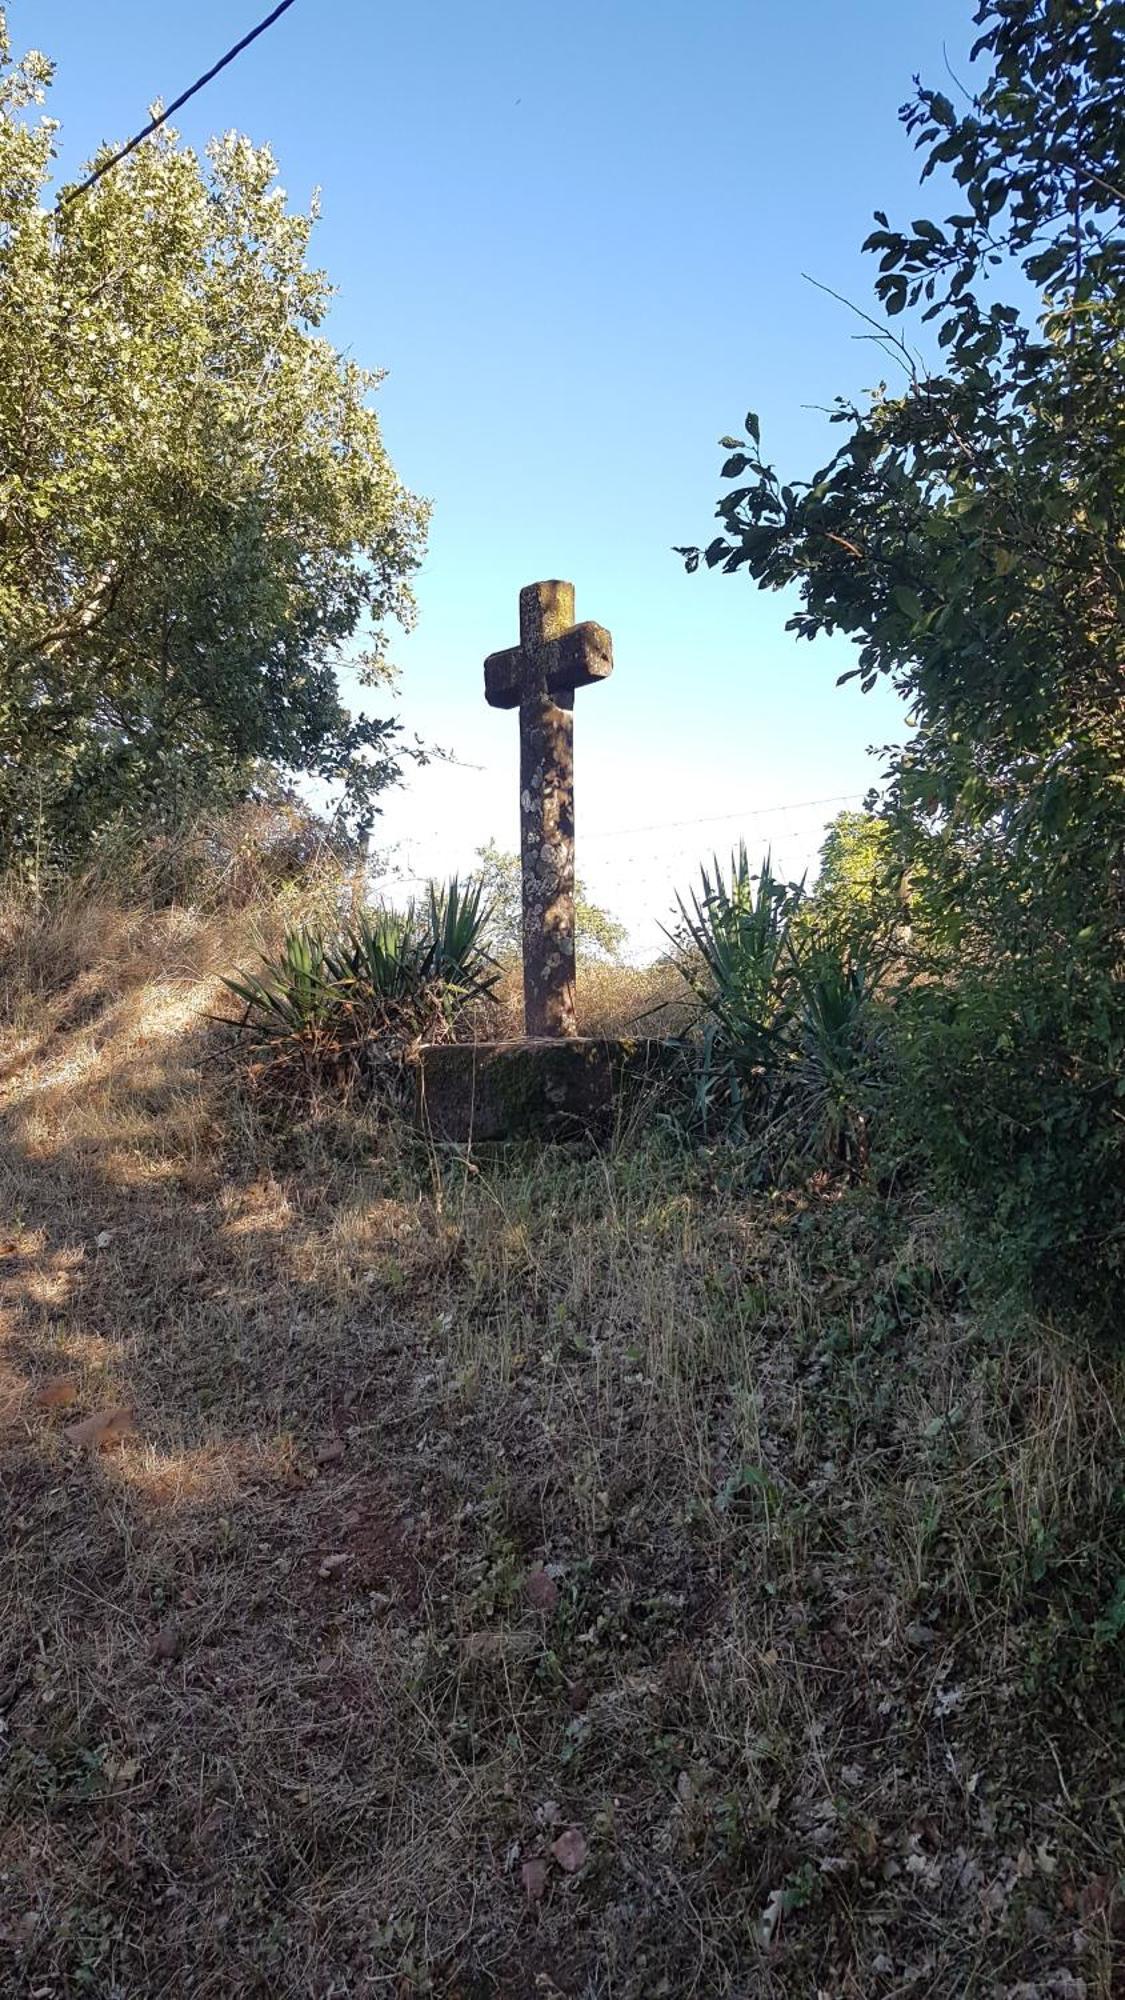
{"left": 788, "top": 942, "right": 883, "bottom": 1172}
{"left": 672, "top": 845, "right": 799, "bottom": 1070}
{"left": 667, "top": 848, "right": 880, "bottom": 1170}
{"left": 222, "top": 877, "right": 497, "bottom": 1096}
{"left": 888, "top": 950, "right": 1124, "bottom": 1337}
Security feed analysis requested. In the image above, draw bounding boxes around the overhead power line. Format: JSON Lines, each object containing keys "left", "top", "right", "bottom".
{"left": 57, "top": 0, "right": 300, "bottom": 210}
{"left": 583, "top": 790, "right": 865, "bottom": 843}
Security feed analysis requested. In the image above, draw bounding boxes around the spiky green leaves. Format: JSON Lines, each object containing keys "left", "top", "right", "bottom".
{"left": 221, "top": 877, "right": 498, "bottom": 1090}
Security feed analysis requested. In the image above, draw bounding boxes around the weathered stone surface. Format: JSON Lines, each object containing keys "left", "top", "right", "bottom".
{"left": 483, "top": 582, "right": 613, "bottom": 1040}
{"left": 415, "top": 1037, "right": 675, "bottom": 1144}
{"left": 484, "top": 623, "right": 613, "bottom": 708}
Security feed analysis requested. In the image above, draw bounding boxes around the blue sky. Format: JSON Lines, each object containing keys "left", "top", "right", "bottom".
{"left": 30, "top": 0, "right": 974, "bottom": 955}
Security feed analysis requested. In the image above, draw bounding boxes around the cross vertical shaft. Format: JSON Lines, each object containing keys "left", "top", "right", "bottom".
{"left": 484, "top": 580, "right": 614, "bottom": 1040}
{"left": 519, "top": 581, "right": 577, "bottom": 1038}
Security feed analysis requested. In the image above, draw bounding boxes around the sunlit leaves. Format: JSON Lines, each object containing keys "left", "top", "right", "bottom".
{"left": 0, "top": 19, "right": 427, "bottom": 861}
{"left": 686, "top": 0, "right": 1125, "bottom": 941}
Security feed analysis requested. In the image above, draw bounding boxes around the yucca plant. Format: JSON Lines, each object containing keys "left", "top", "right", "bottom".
{"left": 421, "top": 875, "right": 498, "bottom": 1003}
{"left": 666, "top": 851, "right": 884, "bottom": 1167}
{"left": 667, "top": 849, "right": 803, "bottom": 1134}
{"left": 221, "top": 875, "right": 497, "bottom": 1095}
{"left": 327, "top": 878, "right": 497, "bottom": 1023}
{"left": 326, "top": 908, "right": 427, "bottom": 1005}
{"left": 222, "top": 927, "right": 340, "bottom": 1050}
{"left": 786, "top": 941, "right": 881, "bottom": 1168}
{"left": 672, "top": 847, "right": 801, "bottom": 1053}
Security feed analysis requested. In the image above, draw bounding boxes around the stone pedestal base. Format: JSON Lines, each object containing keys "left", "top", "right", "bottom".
{"left": 414, "top": 1037, "right": 674, "bottom": 1144}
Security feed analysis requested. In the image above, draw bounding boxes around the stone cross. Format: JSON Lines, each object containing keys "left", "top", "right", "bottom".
{"left": 484, "top": 581, "right": 613, "bottom": 1038}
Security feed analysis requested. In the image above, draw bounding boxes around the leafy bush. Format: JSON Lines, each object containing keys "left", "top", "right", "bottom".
{"left": 0, "top": 27, "right": 426, "bottom": 864}
{"left": 223, "top": 877, "right": 497, "bottom": 1095}
{"left": 888, "top": 951, "right": 1124, "bottom": 1337}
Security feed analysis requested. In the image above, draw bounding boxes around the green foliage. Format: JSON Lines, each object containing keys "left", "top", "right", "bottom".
{"left": 889, "top": 953, "right": 1124, "bottom": 1331}
{"left": 0, "top": 13, "right": 426, "bottom": 864}
{"left": 473, "top": 840, "right": 627, "bottom": 963}
{"left": 804, "top": 811, "right": 903, "bottom": 956}
{"left": 223, "top": 876, "right": 497, "bottom": 1090}
{"left": 672, "top": 845, "right": 800, "bottom": 1069}
{"left": 788, "top": 944, "right": 882, "bottom": 1170}
{"left": 326, "top": 878, "right": 498, "bottom": 1007}
{"left": 683, "top": 0, "right": 1125, "bottom": 1325}
{"left": 224, "top": 930, "right": 339, "bottom": 1042}
{"left": 668, "top": 849, "right": 878, "bottom": 1168}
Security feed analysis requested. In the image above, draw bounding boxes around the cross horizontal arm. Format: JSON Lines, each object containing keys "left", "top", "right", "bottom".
{"left": 483, "top": 624, "right": 614, "bottom": 710}
{"left": 484, "top": 645, "right": 523, "bottom": 709}
{"left": 546, "top": 622, "right": 613, "bottom": 698}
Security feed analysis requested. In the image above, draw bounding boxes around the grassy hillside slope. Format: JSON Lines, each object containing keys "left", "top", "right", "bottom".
{"left": 0, "top": 879, "right": 1121, "bottom": 1998}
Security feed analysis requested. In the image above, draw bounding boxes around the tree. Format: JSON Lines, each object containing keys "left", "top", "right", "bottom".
{"left": 806, "top": 811, "right": 899, "bottom": 947}
{"left": 684, "top": 0, "right": 1125, "bottom": 1324}
{"left": 0, "top": 14, "right": 427, "bottom": 863}
{"left": 687, "top": 0, "right": 1124, "bottom": 936}
{"left": 473, "top": 840, "right": 628, "bottom": 962}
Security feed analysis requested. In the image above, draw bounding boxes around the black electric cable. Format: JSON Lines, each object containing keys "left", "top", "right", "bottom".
{"left": 57, "top": 0, "right": 300, "bottom": 210}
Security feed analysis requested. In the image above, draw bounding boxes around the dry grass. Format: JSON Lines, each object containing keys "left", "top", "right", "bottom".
{"left": 0, "top": 877, "right": 1122, "bottom": 1999}
{"left": 464, "top": 956, "right": 695, "bottom": 1043}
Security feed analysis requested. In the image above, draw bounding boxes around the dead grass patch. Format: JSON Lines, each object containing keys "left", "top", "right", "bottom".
{"left": 465, "top": 955, "right": 695, "bottom": 1042}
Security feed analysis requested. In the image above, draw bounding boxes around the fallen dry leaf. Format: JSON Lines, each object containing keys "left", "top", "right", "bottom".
{"left": 151, "top": 1623, "right": 182, "bottom": 1663}
{"left": 521, "top": 1856, "right": 548, "bottom": 1902}
{"left": 64, "top": 1405, "right": 136, "bottom": 1451}
{"left": 34, "top": 1376, "right": 79, "bottom": 1410}
{"left": 104, "top": 1755, "right": 140, "bottom": 1786}
{"left": 525, "top": 1566, "right": 559, "bottom": 1613}
{"left": 903, "top": 1620, "right": 938, "bottom": 1649}
{"left": 463, "top": 1629, "right": 539, "bottom": 1665}
{"left": 314, "top": 1438, "right": 345, "bottom": 1465}
{"left": 550, "top": 1827, "right": 588, "bottom": 1874}
{"left": 1078, "top": 1872, "right": 1123, "bottom": 1928}
{"left": 95, "top": 1231, "right": 113, "bottom": 1250}
{"left": 318, "top": 1552, "right": 351, "bottom": 1578}
{"left": 759, "top": 1885, "right": 786, "bottom": 1946}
